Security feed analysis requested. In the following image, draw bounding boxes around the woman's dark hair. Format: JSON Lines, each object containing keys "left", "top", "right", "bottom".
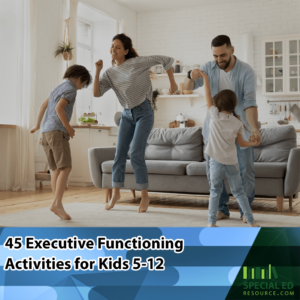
{"left": 213, "top": 89, "right": 250, "bottom": 131}
{"left": 112, "top": 33, "right": 155, "bottom": 78}
{"left": 211, "top": 35, "right": 232, "bottom": 48}
{"left": 63, "top": 64, "right": 93, "bottom": 88}
{"left": 112, "top": 33, "right": 138, "bottom": 66}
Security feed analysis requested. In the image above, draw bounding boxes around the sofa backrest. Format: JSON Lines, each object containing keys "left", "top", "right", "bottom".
{"left": 145, "top": 127, "right": 204, "bottom": 161}
{"left": 254, "top": 125, "right": 296, "bottom": 162}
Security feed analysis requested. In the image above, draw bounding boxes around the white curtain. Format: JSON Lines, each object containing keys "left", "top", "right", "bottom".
{"left": 69, "top": 0, "right": 79, "bottom": 125}
{"left": 12, "top": 0, "right": 37, "bottom": 191}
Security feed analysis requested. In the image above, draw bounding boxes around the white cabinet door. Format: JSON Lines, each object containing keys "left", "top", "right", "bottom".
{"left": 296, "top": 132, "right": 300, "bottom": 147}
{"left": 263, "top": 39, "right": 285, "bottom": 96}
{"left": 90, "top": 129, "right": 117, "bottom": 147}
{"left": 286, "top": 37, "right": 300, "bottom": 95}
{"left": 69, "top": 129, "right": 91, "bottom": 183}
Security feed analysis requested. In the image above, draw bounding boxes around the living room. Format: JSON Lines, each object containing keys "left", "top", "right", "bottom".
{"left": 1, "top": 0, "right": 300, "bottom": 227}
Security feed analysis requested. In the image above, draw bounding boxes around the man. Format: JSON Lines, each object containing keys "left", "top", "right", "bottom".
{"left": 184, "top": 35, "right": 261, "bottom": 222}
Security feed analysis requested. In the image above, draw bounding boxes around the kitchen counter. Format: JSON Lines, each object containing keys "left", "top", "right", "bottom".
{"left": 72, "top": 125, "right": 113, "bottom": 130}
{"left": 0, "top": 124, "right": 16, "bottom": 129}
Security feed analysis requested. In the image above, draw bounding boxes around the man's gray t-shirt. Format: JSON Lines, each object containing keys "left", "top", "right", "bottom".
{"left": 42, "top": 80, "right": 77, "bottom": 135}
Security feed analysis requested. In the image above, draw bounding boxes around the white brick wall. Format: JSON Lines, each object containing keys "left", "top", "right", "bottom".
{"left": 136, "top": 0, "right": 300, "bottom": 129}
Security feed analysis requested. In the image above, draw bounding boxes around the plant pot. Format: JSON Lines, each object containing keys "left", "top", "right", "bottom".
{"left": 63, "top": 51, "right": 73, "bottom": 61}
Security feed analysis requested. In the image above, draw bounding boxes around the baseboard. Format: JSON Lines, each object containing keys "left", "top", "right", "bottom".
{"left": 69, "top": 182, "right": 94, "bottom": 187}
{"left": 119, "top": 189, "right": 292, "bottom": 201}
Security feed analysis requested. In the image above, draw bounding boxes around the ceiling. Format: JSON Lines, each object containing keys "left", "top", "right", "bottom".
{"left": 78, "top": 2, "right": 114, "bottom": 22}
{"left": 114, "top": 0, "right": 252, "bottom": 12}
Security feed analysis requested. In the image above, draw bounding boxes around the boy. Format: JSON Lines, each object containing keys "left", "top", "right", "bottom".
{"left": 31, "top": 65, "right": 92, "bottom": 220}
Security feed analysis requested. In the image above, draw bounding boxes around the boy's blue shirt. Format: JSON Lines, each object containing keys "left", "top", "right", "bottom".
{"left": 42, "top": 80, "right": 77, "bottom": 135}
{"left": 193, "top": 56, "right": 257, "bottom": 146}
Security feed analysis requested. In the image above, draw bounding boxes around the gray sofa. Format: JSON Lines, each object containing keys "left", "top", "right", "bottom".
{"left": 88, "top": 125, "right": 300, "bottom": 212}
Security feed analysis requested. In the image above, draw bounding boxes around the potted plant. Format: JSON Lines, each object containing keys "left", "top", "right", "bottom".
{"left": 54, "top": 41, "right": 74, "bottom": 61}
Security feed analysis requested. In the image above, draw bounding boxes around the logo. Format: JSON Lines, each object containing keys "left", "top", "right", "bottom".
{"left": 241, "top": 264, "right": 294, "bottom": 298}
{"left": 243, "top": 264, "right": 278, "bottom": 280}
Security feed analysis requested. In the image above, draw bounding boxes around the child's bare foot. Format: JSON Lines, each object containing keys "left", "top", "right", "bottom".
{"left": 138, "top": 194, "right": 150, "bottom": 213}
{"left": 105, "top": 192, "right": 121, "bottom": 210}
{"left": 217, "top": 211, "right": 229, "bottom": 220}
{"left": 241, "top": 216, "right": 247, "bottom": 223}
{"left": 250, "top": 223, "right": 260, "bottom": 227}
{"left": 50, "top": 204, "right": 71, "bottom": 220}
{"left": 207, "top": 224, "right": 217, "bottom": 227}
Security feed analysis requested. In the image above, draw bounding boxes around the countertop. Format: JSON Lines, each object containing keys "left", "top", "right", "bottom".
{"left": 0, "top": 124, "right": 17, "bottom": 129}
{"left": 72, "top": 125, "right": 113, "bottom": 130}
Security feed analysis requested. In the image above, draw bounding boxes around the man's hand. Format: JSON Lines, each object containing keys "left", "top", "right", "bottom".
{"left": 250, "top": 130, "right": 261, "bottom": 145}
{"left": 95, "top": 60, "right": 103, "bottom": 73}
{"left": 169, "top": 82, "right": 178, "bottom": 95}
{"left": 30, "top": 126, "right": 40, "bottom": 134}
{"left": 66, "top": 126, "right": 75, "bottom": 138}
{"left": 199, "top": 70, "right": 208, "bottom": 81}
{"left": 190, "top": 69, "right": 203, "bottom": 80}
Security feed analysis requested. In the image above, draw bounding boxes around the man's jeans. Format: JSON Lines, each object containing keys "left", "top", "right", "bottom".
{"left": 208, "top": 158, "right": 255, "bottom": 225}
{"left": 205, "top": 143, "right": 255, "bottom": 217}
{"left": 112, "top": 99, "right": 154, "bottom": 190}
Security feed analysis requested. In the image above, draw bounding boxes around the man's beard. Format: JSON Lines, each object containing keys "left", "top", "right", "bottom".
{"left": 217, "top": 55, "right": 232, "bottom": 70}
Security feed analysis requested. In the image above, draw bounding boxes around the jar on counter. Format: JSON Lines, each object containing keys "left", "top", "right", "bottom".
{"left": 155, "top": 65, "right": 163, "bottom": 74}
{"left": 175, "top": 61, "right": 181, "bottom": 73}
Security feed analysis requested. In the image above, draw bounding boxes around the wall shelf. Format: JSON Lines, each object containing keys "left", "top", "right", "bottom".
{"left": 154, "top": 73, "right": 187, "bottom": 77}
{"left": 158, "top": 94, "right": 200, "bottom": 98}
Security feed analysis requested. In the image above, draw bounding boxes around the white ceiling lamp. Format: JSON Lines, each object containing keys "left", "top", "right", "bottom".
{"left": 242, "top": 33, "right": 262, "bottom": 86}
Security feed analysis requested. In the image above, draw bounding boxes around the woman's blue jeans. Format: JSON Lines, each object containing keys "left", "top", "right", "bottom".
{"left": 112, "top": 99, "right": 154, "bottom": 190}
{"left": 208, "top": 157, "right": 255, "bottom": 225}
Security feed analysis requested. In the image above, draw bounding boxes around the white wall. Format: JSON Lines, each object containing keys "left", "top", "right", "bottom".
{"left": 80, "top": 0, "right": 137, "bottom": 46}
{"left": 0, "top": 0, "right": 18, "bottom": 125}
{"left": 136, "top": 0, "right": 300, "bottom": 128}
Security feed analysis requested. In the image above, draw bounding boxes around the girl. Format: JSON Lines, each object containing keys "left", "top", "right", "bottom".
{"left": 93, "top": 33, "right": 178, "bottom": 213}
{"left": 199, "top": 70, "right": 260, "bottom": 227}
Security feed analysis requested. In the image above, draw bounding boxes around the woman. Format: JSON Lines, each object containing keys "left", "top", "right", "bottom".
{"left": 94, "top": 33, "right": 177, "bottom": 213}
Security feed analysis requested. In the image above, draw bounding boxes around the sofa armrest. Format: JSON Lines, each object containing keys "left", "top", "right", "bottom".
{"left": 88, "top": 147, "right": 116, "bottom": 189}
{"left": 284, "top": 148, "right": 300, "bottom": 196}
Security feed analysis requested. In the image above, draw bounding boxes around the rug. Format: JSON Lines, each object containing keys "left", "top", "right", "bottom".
{"left": 1, "top": 203, "right": 299, "bottom": 227}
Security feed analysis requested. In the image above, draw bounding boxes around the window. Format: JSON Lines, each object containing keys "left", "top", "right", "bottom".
{"left": 76, "top": 18, "right": 93, "bottom": 119}
{"left": 76, "top": 8, "right": 118, "bottom": 126}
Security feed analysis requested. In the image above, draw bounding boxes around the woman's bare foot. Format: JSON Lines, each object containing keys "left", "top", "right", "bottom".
{"left": 250, "top": 223, "right": 260, "bottom": 227}
{"left": 105, "top": 191, "right": 121, "bottom": 210}
{"left": 50, "top": 204, "right": 71, "bottom": 220}
{"left": 207, "top": 224, "right": 217, "bottom": 227}
{"left": 138, "top": 194, "right": 150, "bottom": 213}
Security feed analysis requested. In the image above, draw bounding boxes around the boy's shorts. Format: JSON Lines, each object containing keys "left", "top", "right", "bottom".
{"left": 42, "top": 130, "right": 72, "bottom": 170}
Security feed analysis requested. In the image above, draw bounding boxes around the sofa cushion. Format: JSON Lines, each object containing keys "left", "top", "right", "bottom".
{"left": 102, "top": 160, "right": 196, "bottom": 175}
{"left": 186, "top": 161, "right": 286, "bottom": 179}
{"left": 254, "top": 125, "right": 296, "bottom": 162}
{"left": 186, "top": 162, "right": 207, "bottom": 176}
{"left": 144, "top": 127, "right": 204, "bottom": 161}
{"left": 254, "top": 162, "right": 286, "bottom": 178}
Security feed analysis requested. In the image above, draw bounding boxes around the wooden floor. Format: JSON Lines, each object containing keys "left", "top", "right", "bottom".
{"left": 1, "top": 186, "right": 300, "bottom": 217}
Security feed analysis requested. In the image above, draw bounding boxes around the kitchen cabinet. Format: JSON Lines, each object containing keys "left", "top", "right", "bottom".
{"left": 296, "top": 131, "right": 300, "bottom": 147}
{"left": 69, "top": 129, "right": 91, "bottom": 184}
{"left": 263, "top": 34, "right": 300, "bottom": 97}
{"left": 69, "top": 127, "right": 118, "bottom": 185}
